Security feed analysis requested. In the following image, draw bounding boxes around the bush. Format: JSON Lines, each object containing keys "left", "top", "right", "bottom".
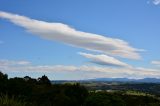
{"left": 0, "top": 94, "right": 26, "bottom": 106}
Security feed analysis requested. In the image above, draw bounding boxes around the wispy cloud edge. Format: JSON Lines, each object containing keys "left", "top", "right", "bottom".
{"left": 0, "top": 11, "right": 142, "bottom": 60}
{"left": 0, "top": 59, "right": 160, "bottom": 79}
{"left": 152, "top": 0, "right": 160, "bottom": 5}
{"left": 78, "top": 52, "right": 131, "bottom": 67}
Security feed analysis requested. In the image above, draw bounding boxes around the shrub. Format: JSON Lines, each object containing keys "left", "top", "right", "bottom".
{"left": 0, "top": 94, "right": 26, "bottom": 106}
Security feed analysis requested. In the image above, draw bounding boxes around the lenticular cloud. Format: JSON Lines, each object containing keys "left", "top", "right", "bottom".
{"left": 0, "top": 11, "right": 142, "bottom": 59}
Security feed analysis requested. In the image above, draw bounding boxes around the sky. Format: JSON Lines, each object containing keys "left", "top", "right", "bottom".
{"left": 0, "top": 0, "right": 160, "bottom": 80}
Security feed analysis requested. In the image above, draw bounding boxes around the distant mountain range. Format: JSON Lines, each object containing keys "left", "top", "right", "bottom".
{"left": 87, "top": 78, "right": 160, "bottom": 83}
{"left": 53, "top": 78, "right": 160, "bottom": 83}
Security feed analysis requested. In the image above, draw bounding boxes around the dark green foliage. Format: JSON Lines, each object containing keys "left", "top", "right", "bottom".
{"left": 0, "top": 94, "right": 26, "bottom": 106}
{"left": 0, "top": 71, "right": 160, "bottom": 106}
{"left": 84, "top": 92, "right": 125, "bottom": 106}
{"left": 0, "top": 71, "right": 88, "bottom": 106}
{"left": 38, "top": 75, "right": 51, "bottom": 86}
{"left": 84, "top": 91, "right": 160, "bottom": 106}
{"left": 83, "top": 81, "right": 160, "bottom": 96}
{"left": 0, "top": 71, "right": 8, "bottom": 93}
{"left": 0, "top": 71, "right": 8, "bottom": 80}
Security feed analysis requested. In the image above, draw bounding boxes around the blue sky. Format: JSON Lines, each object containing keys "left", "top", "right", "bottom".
{"left": 0, "top": 0, "right": 160, "bottom": 80}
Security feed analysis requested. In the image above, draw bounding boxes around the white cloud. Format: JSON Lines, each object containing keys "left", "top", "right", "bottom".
{"left": 79, "top": 52, "right": 130, "bottom": 67}
{"left": 0, "top": 60, "right": 75, "bottom": 72}
{"left": 0, "top": 60, "right": 30, "bottom": 66}
{"left": 152, "top": 0, "right": 160, "bottom": 5}
{"left": 0, "top": 11, "right": 142, "bottom": 59}
{"left": 151, "top": 60, "right": 160, "bottom": 66}
{"left": 1, "top": 59, "right": 160, "bottom": 79}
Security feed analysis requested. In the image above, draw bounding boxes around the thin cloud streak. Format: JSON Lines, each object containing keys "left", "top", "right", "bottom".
{"left": 151, "top": 60, "right": 160, "bottom": 66}
{"left": 1, "top": 59, "right": 160, "bottom": 79}
{"left": 0, "top": 60, "right": 30, "bottom": 66}
{"left": 0, "top": 11, "right": 142, "bottom": 59}
{"left": 79, "top": 52, "right": 131, "bottom": 67}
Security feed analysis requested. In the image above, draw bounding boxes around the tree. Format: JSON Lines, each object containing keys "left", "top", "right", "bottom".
{"left": 38, "top": 75, "right": 51, "bottom": 85}
{"left": 0, "top": 71, "right": 8, "bottom": 80}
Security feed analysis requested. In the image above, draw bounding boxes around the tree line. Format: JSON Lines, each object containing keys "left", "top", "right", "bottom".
{"left": 0, "top": 71, "right": 160, "bottom": 106}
